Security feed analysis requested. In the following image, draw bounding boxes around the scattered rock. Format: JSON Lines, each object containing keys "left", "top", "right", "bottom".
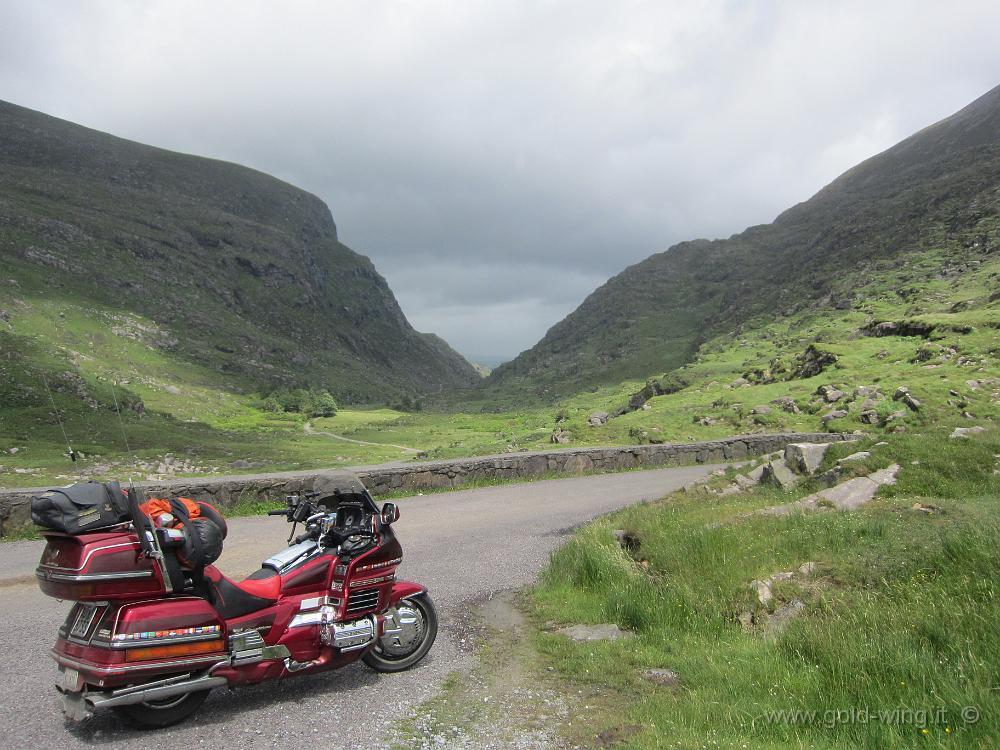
{"left": 550, "top": 429, "right": 572, "bottom": 445}
{"left": 912, "top": 502, "right": 940, "bottom": 514}
{"left": 758, "top": 464, "right": 901, "bottom": 515}
{"left": 751, "top": 404, "right": 772, "bottom": 415}
{"left": 950, "top": 426, "right": 986, "bottom": 439}
{"left": 966, "top": 379, "right": 980, "bottom": 390}
{"left": 734, "top": 473, "right": 758, "bottom": 490}
{"left": 762, "top": 460, "right": 800, "bottom": 490}
{"left": 838, "top": 451, "right": 871, "bottom": 464}
{"left": 729, "top": 377, "right": 749, "bottom": 388}
{"left": 821, "top": 409, "right": 848, "bottom": 424}
{"left": 764, "top": 599, "right": 806, "bottom": 638}
{"left": 790, "top": 345, "right": 838, "bottom": 379}
{"left": 824, "top": 389, "right": 846, "bottom": 403}
{"left": 750, "top": 579, "right": 773, "bottom": 605}
{"left": 798, "top": 561, "right": 817, "bottom": 575}
{"left": 770, "top": 396, "right": 800, "bottom": 414}
{"left": 784, "top": 442, "right": 830, "bottom": 475}
{"left": 588, "top": 411, "right": 609, "bottom": 427}
{"left": 612, "top": 529, "right": 640, "bottom": 553}
{"left": 556, "top": 624, "right": 635, "bottom": 642}
{"left": 737, "top": 611, "right": 755, "bottom": 630}
{"left": 0, "top": 309, "right": 9, "bottom": 323}
{"left": 230, "top": 459, "right": 266, "bottom": 469}
{"left": 859, "top": 410, "right": 880, "bottom": 425}
{"left": 163, "top": 384, "right": 182, "bottom": 395}
{"left": 642, "top": 669, "right": 681, "bottom": 688}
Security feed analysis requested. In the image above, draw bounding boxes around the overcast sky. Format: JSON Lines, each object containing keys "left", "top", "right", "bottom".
{"left": 2, "top": 1, "right": 999, "bottom": 363}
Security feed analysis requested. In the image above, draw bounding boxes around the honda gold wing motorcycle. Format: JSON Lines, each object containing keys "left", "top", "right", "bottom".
{"left": 32, "top": 472, "right": 437, "bottom": 729}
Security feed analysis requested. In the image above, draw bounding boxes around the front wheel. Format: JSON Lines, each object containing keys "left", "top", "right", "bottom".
{"left": 363, "top": 593, "right": 438, "bottom": 673}
{"left": 111, "top": 689, "right": 210, "bottom": 729}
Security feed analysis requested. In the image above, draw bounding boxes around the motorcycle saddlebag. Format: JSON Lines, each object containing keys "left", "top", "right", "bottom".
{"left": 31, "top": 481, "right": 130, "bottom": 534}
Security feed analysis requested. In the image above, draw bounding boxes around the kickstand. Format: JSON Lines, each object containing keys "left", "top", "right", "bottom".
{"left": 287, "top": 521, "right": 298, "bottom": 544}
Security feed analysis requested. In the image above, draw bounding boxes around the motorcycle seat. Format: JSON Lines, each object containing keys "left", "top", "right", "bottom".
{"left": 202, "top": 565, "right": 279, "bottom": 619}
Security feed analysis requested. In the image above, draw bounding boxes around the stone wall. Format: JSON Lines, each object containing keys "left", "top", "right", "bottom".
{"left": 0, "top": 432, "right": 855, "bottom": 535}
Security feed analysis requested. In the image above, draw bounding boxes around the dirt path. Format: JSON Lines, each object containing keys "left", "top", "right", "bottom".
{"left": 303, "top": 420, "right": 422, "bottom": 453}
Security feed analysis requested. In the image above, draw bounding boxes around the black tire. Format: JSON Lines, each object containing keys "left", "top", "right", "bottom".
{"left": 363, "top": 593, "right": 438, "bottom": 673}
{"left": 111, "top": 689, "right": 210, "bottom": 729}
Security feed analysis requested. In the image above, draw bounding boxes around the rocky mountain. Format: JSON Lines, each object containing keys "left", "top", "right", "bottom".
{"left": 0, "top": 100, "right": 479, "bottom": 402}
{"left": 487, "top": 84, "right": 1000, "bottom": 399}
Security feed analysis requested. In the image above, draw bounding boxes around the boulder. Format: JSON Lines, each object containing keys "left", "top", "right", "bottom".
{"left": 902, "top": 393, "right": 921, "bottom": 411}
{"left": 751, "top": 405, "right": 772, "bottom": 415}
{"left": 750, "top": 579, "right": 773, "bottom": 605}
{"left": 859, "top": 410, "right": 880, "bottom": 425}
{"left": 556, "top": 623, "right": 635, "bottom": 642}
{"left": 838, "top": 451, "right": 871, "bottom": 464}
{"left": 762, "top": 460, "right": 800, "bottom": 490}
{"left": 892, "top": 386, "right": 910, "bottom": 401}
{"left": 950, "top": 426, "right": 987, "bottom": 439}
{"left": 643, "top": 669, "right": 681, "bottom": 688}
{"left": 588, "top": 411, "right": 609, "bottom": 427}
{"left": 824, "top": 389, "right": 846, "bottom": 403}
{"left": 764, "top": 599, "right": 806, "bottom": 638}
{"left": 550, "top": 429, "right": 572, "bottom": 444}
{"left": 820, "top": 409, "right": 848, "bottom": 424}
{"left": 784, "top": 443, "right": 830, "bottom": 475}
{"left": 770, "top": 396, "right": 801, "bottom": 414}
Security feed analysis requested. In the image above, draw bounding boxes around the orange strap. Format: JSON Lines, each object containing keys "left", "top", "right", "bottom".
{"left": 140, "top": 497, "right": 201, "bottom": 528}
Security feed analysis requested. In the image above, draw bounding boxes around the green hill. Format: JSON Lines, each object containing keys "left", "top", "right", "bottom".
{"left": 0, "top": 100, "right": 479, "bottom": 403}
{"left": 486, "top": 84, "right": 1000, "bottom": 401}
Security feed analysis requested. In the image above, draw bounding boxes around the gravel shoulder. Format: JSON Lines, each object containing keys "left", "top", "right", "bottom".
{"left": 0, "top": 464, "right": 724, "bottom": 749}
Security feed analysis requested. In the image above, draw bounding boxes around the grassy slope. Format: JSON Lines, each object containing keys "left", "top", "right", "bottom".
{"left": 2, "top": 227, "right": 996, "bottom": 488}
{"left": 530, "top": 429, "right": 1000, "bottom": 748}
{"left": 518, "top": 242, "right": 1000, "bottom": 746}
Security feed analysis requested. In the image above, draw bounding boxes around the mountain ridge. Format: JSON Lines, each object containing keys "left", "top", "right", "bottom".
{"left": 486, "top": 83, "right": 1000, "bottom": 399}
{"left": 0, "top": 100, "right": 479, "bottom": 402}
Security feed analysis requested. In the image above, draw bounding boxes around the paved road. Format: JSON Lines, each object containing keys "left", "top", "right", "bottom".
{"left": 0, "top": 464, "right": 725, "bottom": 749}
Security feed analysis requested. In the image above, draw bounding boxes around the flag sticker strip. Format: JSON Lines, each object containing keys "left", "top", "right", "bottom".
{"left": 112, "top": 625, "right": 222, "bottom": 642}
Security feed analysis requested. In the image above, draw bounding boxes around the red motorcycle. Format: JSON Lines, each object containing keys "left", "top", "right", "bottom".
{"left": 33, "top": 472, "right": 437, "bottom": 728}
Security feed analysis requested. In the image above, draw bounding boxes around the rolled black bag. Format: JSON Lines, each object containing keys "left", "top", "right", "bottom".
{"left": 31, "top": 480, "right": 131, "bottom": 534}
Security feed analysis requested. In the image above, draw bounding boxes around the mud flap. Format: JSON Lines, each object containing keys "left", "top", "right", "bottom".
{"left": 61, "top": 690, "right": 92, "bottom": 722}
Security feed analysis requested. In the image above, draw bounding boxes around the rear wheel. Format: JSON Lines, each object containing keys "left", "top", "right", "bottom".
{"left": 363, "top": 594, "right": 438, "bottom": 673}
{"left": 111, "top": 689, "right": 210, "bottom": 729}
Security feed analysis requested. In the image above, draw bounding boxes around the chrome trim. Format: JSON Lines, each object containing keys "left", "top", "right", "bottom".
{"left": 51, "top": 650, "right": 223, "bottom": 675}
{"left": 39, "top": 541, "right": 141, "bottom": 572}
{"left": 262, "top": 540, "right": 321, "bottom": 573}
{"left": 299, "top": 595, "right": 327, "bottom": 610}
{"left": 37, "top": 569, "right": 153, "bottom": 583}
{"left": 289, "top": 610, "right": 323, "bottom": 628}
{"left": 284, "top": 656, "right": 322, "bottom": 672}
{"left": 87, "top": 675, "right": 228, "bottom": 709}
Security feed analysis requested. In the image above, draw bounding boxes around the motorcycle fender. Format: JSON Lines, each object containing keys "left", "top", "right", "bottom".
{"left": 388, "top": 580, "right": 426, "bottom": 606}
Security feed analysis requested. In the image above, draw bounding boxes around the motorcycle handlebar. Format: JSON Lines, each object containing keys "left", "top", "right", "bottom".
{"left": 267, "top": 509, "right": 287, "bottom": 516}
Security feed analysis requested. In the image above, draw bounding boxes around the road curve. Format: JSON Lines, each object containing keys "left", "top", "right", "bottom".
{"left": 0, "top": 463, "right": 725, "bottom": 749}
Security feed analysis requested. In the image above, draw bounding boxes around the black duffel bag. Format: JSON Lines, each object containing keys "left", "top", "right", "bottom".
{"left": 31, "top": 480, "right": 131, "bottom": 534}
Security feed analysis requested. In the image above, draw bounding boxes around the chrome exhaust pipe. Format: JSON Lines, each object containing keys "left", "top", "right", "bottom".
{"left": 86, "top": 675, "right": 228, "bottom": 709}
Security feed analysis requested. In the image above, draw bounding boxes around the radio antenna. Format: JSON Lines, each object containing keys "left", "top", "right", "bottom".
{"left": 109, "top": 380, "right": 133, "bottom": 457}
{"left": 40, "top": 371, "right": 76, "bottom": 462}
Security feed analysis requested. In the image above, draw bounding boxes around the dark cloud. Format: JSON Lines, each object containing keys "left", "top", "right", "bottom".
{"left": 2, "top": 1, "right": 999, "bottom": 361}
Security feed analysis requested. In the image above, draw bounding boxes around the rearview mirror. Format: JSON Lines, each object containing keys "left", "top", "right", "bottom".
{"left": 380, "top": 502, "right": 400, "bottom": 526}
